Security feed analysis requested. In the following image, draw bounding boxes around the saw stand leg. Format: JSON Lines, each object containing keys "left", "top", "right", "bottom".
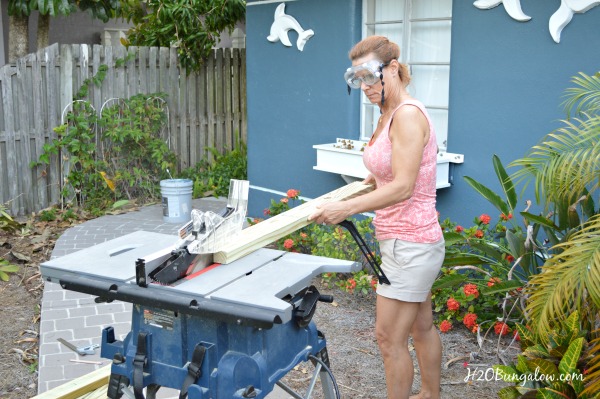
{"left": 275, "top": 334, "right": 340, "bottom": 399}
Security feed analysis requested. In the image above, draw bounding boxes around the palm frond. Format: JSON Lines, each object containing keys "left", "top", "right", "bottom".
{"left": 509, "top": 114, "right": 600, "bottom": 207}
{"left": 562, "top": 72, "right": 600, "bottom": 117}
{"left": 525, "top": 214, "right": 600, "bottom": 341}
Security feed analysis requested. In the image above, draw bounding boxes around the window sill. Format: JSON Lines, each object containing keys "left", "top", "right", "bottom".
{"left": 313, "top": 138, "right": 464, "bottom": 189}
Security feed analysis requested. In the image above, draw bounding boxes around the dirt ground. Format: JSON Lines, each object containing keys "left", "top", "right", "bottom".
{"left": 0, "top": 212, "right": 518, "bottom": 399}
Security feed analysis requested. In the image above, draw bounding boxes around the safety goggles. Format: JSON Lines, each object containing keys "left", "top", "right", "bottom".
{"left": 344, "top": 60, "right": 388, "bottom": 89}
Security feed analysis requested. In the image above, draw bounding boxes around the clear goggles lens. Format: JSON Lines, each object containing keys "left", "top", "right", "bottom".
{"left": 344, "top": 60, "right": 384, "bottom": 89}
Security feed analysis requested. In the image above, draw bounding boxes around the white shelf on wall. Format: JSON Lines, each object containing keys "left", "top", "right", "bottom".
{"left": 313, "top": 138, "right": 464, "bottom": 188}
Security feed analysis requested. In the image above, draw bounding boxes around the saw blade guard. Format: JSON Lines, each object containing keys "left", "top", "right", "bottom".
{"left": 187, "top": 179, "right": 249, "bottom": 254}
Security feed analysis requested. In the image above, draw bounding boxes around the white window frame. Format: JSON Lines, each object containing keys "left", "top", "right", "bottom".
{"left": 360, "top": 0, "right": 452, "bottom": 151}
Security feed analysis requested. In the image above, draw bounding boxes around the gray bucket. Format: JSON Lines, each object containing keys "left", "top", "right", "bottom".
{"left": 160, "top": 179, "right": 193, "bottom": 223}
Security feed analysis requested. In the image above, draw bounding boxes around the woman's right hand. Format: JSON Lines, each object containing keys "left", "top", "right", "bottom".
{"left": 363, "top": 174, "right": 376, "bottom": 187}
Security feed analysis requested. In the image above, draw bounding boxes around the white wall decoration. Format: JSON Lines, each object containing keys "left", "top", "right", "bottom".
{"left": 267, "top": 3, "right": 314, "bottom": 51}
{"left": 473, "top": 0, "right": 600, "bottom": 43}
{"left": 550, "top": 0, "right": 600, "bottom": 43}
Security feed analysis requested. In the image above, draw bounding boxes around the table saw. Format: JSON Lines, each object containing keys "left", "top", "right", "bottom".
{"left": 41, "top": 228, "right": 361, "bottom": 399}
{"left": 40, "top": 180, "right": 389, "bottom": 399}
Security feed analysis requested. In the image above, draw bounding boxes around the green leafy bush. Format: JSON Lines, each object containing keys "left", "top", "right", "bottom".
{"left": 180, "top": 140, "right": 247, "bottom": 198}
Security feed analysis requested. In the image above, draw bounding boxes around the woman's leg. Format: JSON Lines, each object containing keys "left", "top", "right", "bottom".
{"left": 409, "top": 293, "right": 441, "bottom": 399}
{"left": 375, "top": 295, "right": 421, "bottom": 399}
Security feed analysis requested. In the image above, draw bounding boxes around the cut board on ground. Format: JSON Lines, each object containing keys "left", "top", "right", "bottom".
{"left": 214, "top": 181, "right": 374, "bottom": 264}
{"left": 30, "top": 365, "right": 111, "bottom": 399}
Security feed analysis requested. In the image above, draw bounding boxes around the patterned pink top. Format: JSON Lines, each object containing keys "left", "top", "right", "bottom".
{"left": 362, "top": 100, "right": 442, "bottom": 243}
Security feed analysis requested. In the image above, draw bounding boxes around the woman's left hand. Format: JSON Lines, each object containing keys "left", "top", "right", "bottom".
{"left": 308, "top": 201, "right": 351, "bottom": 225}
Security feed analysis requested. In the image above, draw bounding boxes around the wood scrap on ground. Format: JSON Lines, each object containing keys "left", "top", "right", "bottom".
{"left": 214, "top": 181, "right": 374, "bottom": 264}
{"left": 30, "top": 365, "right": 110, "bottom": 399}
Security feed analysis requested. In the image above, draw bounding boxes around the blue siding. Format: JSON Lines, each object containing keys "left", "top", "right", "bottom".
{"left": 441, "top": 2, "right": 600, "bottom": 224}
{"left": 247, "top": 1, "right": 600, "bottom": 223}
{"left": 246, "top": 0, "right": 362, "bottom": 216}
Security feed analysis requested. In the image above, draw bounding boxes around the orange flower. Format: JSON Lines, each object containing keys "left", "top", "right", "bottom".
{"left": 474, "top": 230, "right": 484, "bottom": 238}
{"left": 506, "top": 255, "right": 515, "bottom": 263}
{"left": 455, "top": 225, "right": 464, "bottom": 233}
{"left": 463, "top": 313, "right": 478, "bottom": 329}
{"left": 283, "top": 239, "right": 294, "bottom": 249}
{"left": 263, "top": 208, "right": 271, "bottom": 216}
{"left": 439, "top": 320, "right": 453, "bottom": 333}
{"left": 287, "top": 189, "right": 299, "bottom": 198}
{"left": 494, "top": 321, "right": 511, "bottom": 336}
{"left": 463, "top": 283, "right": 479, "bottom": 298}
{"left": 513, "top": 330, "right": 520, "bottom": 341}
{"left": 471, "top": 324, "right": 479, "bottom": 333}
{"left": 446, "top": 297, "right": 460, "bottom": 311}
{"left": 370, "top": 278, "right": 378, "bottom": 290}
{"left": 479, "top": 214, "right": 491, "bottom": 224}
{"left": 300, "top": 232, "right": 307, "bottom": 239}
{"left": 487, "top": 277, "right": 501, "bottom": 287}
{"left": 280, "top": 198, "right": 289, "bottom": 204}
{"left": 500, "top": 213, "right": 513, "bottom": 221}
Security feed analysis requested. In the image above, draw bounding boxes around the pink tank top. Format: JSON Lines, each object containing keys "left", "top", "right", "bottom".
{"left": 362, "top": 100, "right": 442, "bottom": 243}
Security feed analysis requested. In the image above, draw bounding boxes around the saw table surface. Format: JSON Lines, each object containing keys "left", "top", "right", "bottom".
{"left": 41, "top": 230, "right": 361, "bottom": 326}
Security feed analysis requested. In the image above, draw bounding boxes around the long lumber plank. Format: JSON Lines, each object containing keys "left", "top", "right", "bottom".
{"left": 31, "top": 365, "right": 111, "bottom": 399}
{"left": 213, "top": 181, "right": 374, "bottom": 264}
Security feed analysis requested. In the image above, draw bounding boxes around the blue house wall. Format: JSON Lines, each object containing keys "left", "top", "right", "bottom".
{"left": 441, "top": 1, "right": 600, "bottom": 225}
{"left": 246, "top": 1, "right": 600, "bottom": 224}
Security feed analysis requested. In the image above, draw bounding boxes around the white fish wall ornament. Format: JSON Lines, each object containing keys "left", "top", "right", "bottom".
{"left": 267, "top": 3, "right": 315, "bottom": 51}
{"left": 549, "top": 0, "right": 600, "bottom": 43}
{"left": 473, "top": 0, "right": 531, "bottom": 21}
{"left": 473, "top": 0, "right": 599, "bottom": 43}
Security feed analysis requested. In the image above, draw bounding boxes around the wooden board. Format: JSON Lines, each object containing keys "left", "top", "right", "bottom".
{"left": 213, "top": 181, "right": 374, "bottom": 264}
{"left": 31, "top": 365, "right": 111, "bottom": 399}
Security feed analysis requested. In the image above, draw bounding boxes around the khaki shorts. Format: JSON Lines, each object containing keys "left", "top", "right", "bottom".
{"left": 376, "top": 238, "right": 445, "bottom": 302}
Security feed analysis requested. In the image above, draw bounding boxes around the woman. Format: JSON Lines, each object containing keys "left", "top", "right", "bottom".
{"left": 308, "top": 36, "right": 445, "bottom": 399}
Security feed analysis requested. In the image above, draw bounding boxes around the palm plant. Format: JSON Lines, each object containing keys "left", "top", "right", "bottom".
{"left": 509, "top": 71, "right": 600, "bottom": 396}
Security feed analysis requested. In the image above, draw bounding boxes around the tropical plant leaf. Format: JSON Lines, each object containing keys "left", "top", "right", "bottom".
{"left": 523, "top": 344, "right": 550, "bottom": 359}
{"left": 482, "top": 279, "right": 523, "bottom": 296}
{"left": 558, "top": 337, "right": 584, "bottom": 376}
{"left": 493, "top": 365, "right": 521, "bottom": 383}
{"left": 562, "top": 72, "right": 600, "bottom": 117}
{"left": 493, "top": 154, "right": 518, "bottom": 211}
{"left": 432, "top": 273, "right": 468, "bottom": 290}
{"left": 442, "top": 254, "right": 487, "bottom": 267}
{"left": 526, "top": 215, "right": 600, "bottom": 341}
{"left": 443, "top": 231, "right": 465, "bottom": 246}
{"left": 521, "top": 212, "right": 560, "bottom": 230}
{"left": 582, "top": 329, "right": 600, "bottom": 397}
{"left": 527, "top": 358, "right": 560, "bottom": 381}
{"left": 497, "top": 386, "right": 521, "bottom": 399}
{"left": 463, "top": 176, "right": 510, "bottom": 215}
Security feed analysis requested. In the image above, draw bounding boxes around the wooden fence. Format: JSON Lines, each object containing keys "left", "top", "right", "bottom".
{"left": 0, "top": 43, "right": 246, "bottom": 216}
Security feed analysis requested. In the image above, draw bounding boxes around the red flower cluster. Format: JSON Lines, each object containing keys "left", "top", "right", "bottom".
{"left": 500, "top": 213, "right": 513, "bottom": 221}
{"left": 474, "top": 230, "right": 484, "bottom": 238}
{"left": 370, "top": 278, "right": 378, "bottom": 290}
{"left": 494, "top": 321, "right": 511, "bottom": 336}
{"left": 463, "top": 313, "right": 478, "bottom": 329}
{"left": 439, "top": 320, "right": 453, "bottom": 333}
{"left": 446, "top": 297, "right": 460, "bottom": 311}
{"left": 287, "top": 189, "right": 299, "bottom": 198}
{"left": 463, "top": 283, "right": 479, "bottom": 298}
{"left": 479, "top": 214, "right": 491, "bottom": 224}
{"left": 346, "top": 278, "right": 357, "bottom": 292}
{"left": 283, "top": 239, "right": 294, "bottom": 249}
{"left": 506, "top": 255, "right": 515, "bottom": 263}
{"left": 455, "top": 225, "right": 464, "bottom": 233}
{"left": 280, "top": 198, "right": 289, "bottom": 204}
